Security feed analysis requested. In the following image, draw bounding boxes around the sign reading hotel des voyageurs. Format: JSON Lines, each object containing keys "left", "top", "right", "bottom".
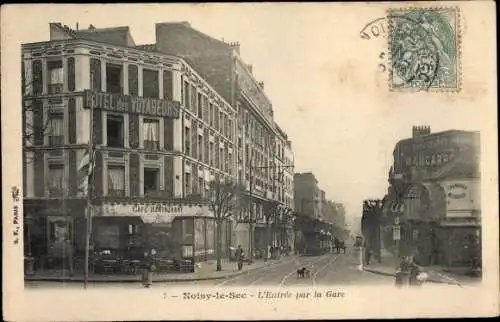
{"left": 84, "top": 90, "right": 180, "bottom": 118}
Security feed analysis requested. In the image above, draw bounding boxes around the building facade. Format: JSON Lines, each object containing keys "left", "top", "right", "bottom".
{"left": 294, "top": 172, "right": 321, "bottom": 219}
{"left": 22, "top": 23, "right": 239, "bottom": 267}
{"left": 382, "top": 126, "right": 481, "bottom": 268}
{"left": 152, "top": 22, "right": 295, "bottom": 258}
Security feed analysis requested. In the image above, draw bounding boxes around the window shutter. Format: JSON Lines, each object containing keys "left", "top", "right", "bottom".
{"left": 34, "top": 152, "right": 45, "bottom": 197}
{"left": 129, "top": 113, "right": 139, "bottom": 148}
{"left": 128, "top": 65, "right": 138, "bottom": 96}
{"left": 67, "top": 57, "right": 76, "bottom": 92}
{"left": 90, "top": 59, "right": 101, "bottom": 91}
{"left": 129, "top": 153, "right": 140, "bottom": 197}
{"left": 33, "top": 100, "right": 44, "bottom": 146}
{"left": 68, "top": 98, "right": 76, "bottom": 144}
{"left": 163, "top": 70, "right": 173, "bottom": 100}
{"left": 32, "top": 60, "right": 43, "bottom": 95}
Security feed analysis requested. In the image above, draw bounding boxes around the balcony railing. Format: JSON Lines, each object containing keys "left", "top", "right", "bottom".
{"left": 108, "top": 189, "right": 126, "bottom": 197}
{"left": 144, "top": 140, "right": 160, "bottom": 151}
{"left": 48, "top": 84, "right": 63, "bottom": 95}
{"left": 48, "top": 135, "right": 64, "bottom": 146}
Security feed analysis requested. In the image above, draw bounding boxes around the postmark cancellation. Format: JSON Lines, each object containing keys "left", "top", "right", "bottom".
{"left": 388, "top": 7, "right": 461, "bottom": 92}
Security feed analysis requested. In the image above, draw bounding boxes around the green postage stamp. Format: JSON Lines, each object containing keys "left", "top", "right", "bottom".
{"left": 388, "top": 7, "right": 461, "bottom": 91}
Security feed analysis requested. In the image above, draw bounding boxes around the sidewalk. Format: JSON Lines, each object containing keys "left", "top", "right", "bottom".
{"left": 24, "top": 258, "right": 280, "bottom": 283}
{"left": 362, "top": 250, "right": 481, "bottom": 287}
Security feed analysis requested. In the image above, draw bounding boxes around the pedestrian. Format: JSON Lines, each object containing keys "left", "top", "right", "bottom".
{"left": 236, "top": 245, "right": 245, "bottom": 271}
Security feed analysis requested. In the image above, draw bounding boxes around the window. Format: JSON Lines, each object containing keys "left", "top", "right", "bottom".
{"left": 228, "top": 119, "right": 233, "bottom": 140}
{"left": 48, "top": 113, "right": 64, "bottom": 146}
{"left": 209, "top": 142, "right": 214, "bottom": 167}
{"left": 90, "top": 59, "right": 101, "bottom": 91}
{"left": 128, "top": 65, "right": 138, "bottom": 96}
{"left": 199, "top": 178, "right": 204, "bottom": 197}
{"left": 209, "top": 103, "right": 214, "bottom": 126}
{"left": 184, "top": 172, "right": 191, "bottom": 195}
{"left": 48, "top": 61, "right": 63, "bottom": 94}
{"left": 214, "top": 106, "right": 219, "bottom": 130}
{"left": 197, "top": 93, "right": 203, "bottom": 118}
{"left": 107, "top": 114, "right": 124, "bottom": 147}
{"left": 190, "top": 85, "right": 197, "bottom": 113}
{"left": 144, "top": 168, "right": 159, "bottom": 196}
{"left": 184, "top": 127, "right": 191, "bottom": 155}
{"left": 220, "top": 147, "right": 224, "bottom": 170}
{"left": 198, "top": 135, "right": 203, "bottom": 161}
{"left": 143, "top": 69, "right": 159, "bottom": 98}
{"left": 107, "top": 166, "right": 125, "bottom": 197}
{"left": 48, "top": 164, "right": 64, "bottom": 196}
{"left": 183, "top": 81, "right": 190, "bottom": 108}
{"left": 106, "top": 63, "right": 122, "bottom": 94}
{"left": 143, "top": 118, "right": 160, "bottom": 150}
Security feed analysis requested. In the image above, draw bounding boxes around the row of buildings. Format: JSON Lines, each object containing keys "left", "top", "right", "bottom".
{"left": 22, "top": 22, "right": 295, "bottom": 266}
{"left": 293, "top": 172, "right": 349, "bottom": 250}
{"left": 362, "top": 126, "right": 481, "bottom": 269}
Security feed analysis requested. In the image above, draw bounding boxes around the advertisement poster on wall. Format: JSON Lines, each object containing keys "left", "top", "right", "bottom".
{"left": 194, "top": 218, "right": 205, "bottom": 256}
{"left": 206, "top": 219, "right": 215, "bottom": 255}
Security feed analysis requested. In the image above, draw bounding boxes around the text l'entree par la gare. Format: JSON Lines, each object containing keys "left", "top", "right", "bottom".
{"left": 162, "top": 291, "right": 346, "bottom": 300}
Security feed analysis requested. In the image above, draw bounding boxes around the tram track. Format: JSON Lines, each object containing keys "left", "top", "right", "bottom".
{"left": 279, "top": 254, "right": 336, "bottom": 287}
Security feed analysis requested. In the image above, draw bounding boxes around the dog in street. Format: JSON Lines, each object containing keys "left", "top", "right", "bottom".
{"left": 297, "top": 267, "right": 311, "bottom": 279}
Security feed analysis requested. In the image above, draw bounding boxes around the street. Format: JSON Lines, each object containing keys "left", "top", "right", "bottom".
{"left": 25, "top": 250, "right": 393, "bottom": 289}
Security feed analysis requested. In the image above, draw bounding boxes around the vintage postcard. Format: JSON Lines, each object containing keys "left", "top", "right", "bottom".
{"left": 2, "top": 2, "right": 498, "bottom": 321}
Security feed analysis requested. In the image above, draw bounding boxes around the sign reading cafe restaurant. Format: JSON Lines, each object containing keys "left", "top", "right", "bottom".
{"left": 84, "top": 90, "right": 180, "bottom": 118}
{"left": 95, "top": 202, "right": 211, "bottom": 224}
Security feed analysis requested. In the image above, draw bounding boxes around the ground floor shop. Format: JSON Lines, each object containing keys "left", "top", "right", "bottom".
{"left": 23, "top": 199, "right": 234, "bottom": 272}
{"left": 384, "top": 219, "right": 481, "bottom": 268}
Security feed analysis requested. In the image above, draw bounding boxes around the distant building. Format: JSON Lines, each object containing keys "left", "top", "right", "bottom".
{"left": 294, "top": 172, "right": 321, "bottom": 219}
{"left": 382, "top": 126, "right": 481, "bottom": 267}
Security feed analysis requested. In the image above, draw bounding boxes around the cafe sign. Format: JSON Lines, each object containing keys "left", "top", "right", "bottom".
{"left": 447, "top": 183, "right": 468, "bottom": 199}
{"left": 96, "top": 202, "right": 211, "bottom": 224}
{"left": 84, "top": 90, "right": 180, "bottom": 118}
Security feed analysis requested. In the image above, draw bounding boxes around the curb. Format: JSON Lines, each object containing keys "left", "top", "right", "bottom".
{"left": 25, "top": 259, "right": 279, "bottom": 283}
{"left": 362, "top": 266, "right": 467, "bottom": 287}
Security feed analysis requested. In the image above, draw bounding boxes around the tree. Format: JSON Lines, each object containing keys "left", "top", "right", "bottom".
{"left": 207, "top": 177, "right": 245, "bottom": 271}
{"left": 361, "top": 199, "right": 384, "bottom": 262}
{"left": 22, "top": 59, "right": 52, "bottom": 163}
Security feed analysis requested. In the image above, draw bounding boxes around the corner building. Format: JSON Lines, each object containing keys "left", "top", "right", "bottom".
{"left": 22, "top": 23, "right": 237, "bottom": 267}
{"left": 382, "top": 126, "right": 481, "bottom": 268}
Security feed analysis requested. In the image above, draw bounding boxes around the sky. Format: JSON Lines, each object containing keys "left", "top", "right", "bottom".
{"left": 2, "top": 3, "right": 495, "bottom": 231}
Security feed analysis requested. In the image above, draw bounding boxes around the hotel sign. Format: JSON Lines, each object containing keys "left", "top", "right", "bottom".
{"left": 84, "top": 90, "right": 180, "bottom": 118}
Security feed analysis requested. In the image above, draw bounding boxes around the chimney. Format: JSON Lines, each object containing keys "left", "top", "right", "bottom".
{"left": 229, "top": 42, "right": 240, "bottom": 54}
{"left": 258, "top": 81, "right": 264, "bottom": 89}
{"left": 76, "top": 22, "right": 79, "bottom": 31}
{"left": 412, "top": 125, "right": 431, "bottom": 138}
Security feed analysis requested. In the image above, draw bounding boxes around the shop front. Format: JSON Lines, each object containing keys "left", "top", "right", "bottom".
{"left": 171, "top": 216, "right": 232, "bottom": 264}
{"left": 23, "top": 198, "right": 87, "bottom": 270}
{"left": 93, "top": 201, "right": 215, "bottom": 262}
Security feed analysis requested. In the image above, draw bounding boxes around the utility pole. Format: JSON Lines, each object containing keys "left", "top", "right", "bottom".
{"left": 248, "top": 160, "right": 253, "bottom": 263}
{"left": 83, "top": 93, "right": 94, "bottom": 289}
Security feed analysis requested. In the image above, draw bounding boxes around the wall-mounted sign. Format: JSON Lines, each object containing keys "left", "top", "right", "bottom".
{"left": 84, "top": 90, "right": 180, "bottom": 118}
{"left": 447, "top": 183, "right": 467, "bottom": 199}
{"left": 96, "top": 202, "right": 211, "bottom": 224}
{"left": 393, "top": 225, "right": 401, "bottom": 241}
